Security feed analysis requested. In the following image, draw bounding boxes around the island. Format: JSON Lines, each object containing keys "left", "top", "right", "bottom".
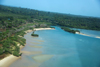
{"left": 31, "top": 32, "right": 39, "bottom": 37}
{"left": 61, "top": 27, "right": 80, "bottom": 34}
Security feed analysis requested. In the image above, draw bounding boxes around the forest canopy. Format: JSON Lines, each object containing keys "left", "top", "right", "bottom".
{"left": 0, "top": 5, "right": 100, "bottom": 30}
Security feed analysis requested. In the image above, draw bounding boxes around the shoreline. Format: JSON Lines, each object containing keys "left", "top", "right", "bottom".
{"left": 24, "top": 28, "right": 55, "bottom": 34}
{"left": 0, "top": 27, "right": 55, "bottom": 67}
{"left": 75, "top": 32, "right": 100, "bottom": 39}
{"left": 75, "top": 32, "right": 90, "bottom": 36}
{"left": 0, "top": 55, "right": 21, "bottom": 67}
{"left": 34, "top": 28, "right": 55, "bottom": 31}
{"left": 0, "top": 44, "right": 25, "bottom": 67}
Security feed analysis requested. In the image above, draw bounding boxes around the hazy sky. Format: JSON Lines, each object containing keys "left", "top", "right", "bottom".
{"left": 0, "top": 0, "right": 100, "bottom": 17}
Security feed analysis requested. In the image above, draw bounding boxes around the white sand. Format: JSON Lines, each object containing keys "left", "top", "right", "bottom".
{"left": 25, "top": 30, "right": 33, "bottom": 33}
{"left": 34, "top": 28, "right": 55, "bottom": 31}
{"left": 0, "top": 55, "right": 21, "bottom": 67}
{"left": 32, "top": 55, "right": 54, "bottom": 63}
{"left": 76, "top": 32, "right": 100, "bottom": 39}
{"left": 25, "top": 28, "right": 55, "bottom": 33}
{"left": 76, "top": 32, "right": 90, "bottom": 36}
{"left": 96, "top": 36, "right": 100, "bottom": 39}
{"left": 0, "top": 44, "right": 25, "bottom": 67}
{"left": 18, "top": 35, "right": 23, "bottom": 37}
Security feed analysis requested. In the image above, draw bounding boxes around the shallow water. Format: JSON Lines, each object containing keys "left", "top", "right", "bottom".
{"left": 10, "top": 27, "right": 100, "bottom": 67}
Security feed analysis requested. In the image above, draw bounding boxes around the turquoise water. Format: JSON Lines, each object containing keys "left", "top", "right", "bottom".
{"left": 10, "top": 27, "right": 100, "bottom": 67}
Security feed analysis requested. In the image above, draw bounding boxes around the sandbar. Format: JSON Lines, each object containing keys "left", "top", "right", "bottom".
{"left": 32, "top": 55, "right": 54, "bottom": 63}
{"left": 76, "top": 32, "right": 90, "bottom": 36}
{"left": 29, "top": 46, "right": 42, "bottom": 48}
{"left": 21, "top": 51, "right": 42, "bottom": 55}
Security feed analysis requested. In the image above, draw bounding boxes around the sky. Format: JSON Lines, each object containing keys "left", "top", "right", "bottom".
{"left": 0, "top": 0, "right": 100, "bottom": 17}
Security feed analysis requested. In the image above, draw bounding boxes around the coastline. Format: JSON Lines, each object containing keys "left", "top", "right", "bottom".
{"left": 75, "top": 32, "right": 100, "bottom": 39}
{"left": 34, "top": 28, "right": 55, "bottom": 31}
{"left": 0, "top": 27, "right": 55, "bottom": 67}
{"left": 0, "top": 44, "right": 25, "bottom": 67}
{"left": 0, "top": 55, "right": 21, "bottom": 67}
{"left": 24, "top": 28, "right": 55, "bottom": 34}
{"left": 75, "top": 32, "right": 90, "bottom": 36}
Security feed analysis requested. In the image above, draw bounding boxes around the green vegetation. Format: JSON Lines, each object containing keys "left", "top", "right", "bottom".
{"left": 0, "top": 35, "right": 26, "bottom": 57}
{"left": 0, "top": 5, "right": 51, "bottom": 59}
{"left": 0, "top": 5, "right": 100, "bottom": 30}
{"left": 31, "top": 34, "right": 39, "bottom": 37}
{"left": 61, "top": 27, "right": 80, "bottom": 33}
{"left": 31, "top": 32, "right": 39, "bottom": 37}
{"left": 0, "top": 4, "right": 100, "bottom": 59}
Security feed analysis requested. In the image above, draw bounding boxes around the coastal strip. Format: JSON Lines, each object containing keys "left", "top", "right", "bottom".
{"left": 76, "top": 32, "right": 100, "bottom": 39}
{"left": 34, "top": 28, "right": 55, "bottom": 31}
{"left": 0, "top": 27, "right": 55, "bottom": 67}
{"left": 24, "top": 28, "right": 55, "bottom": 33}
{"left": 0, "top": 55, "right": 21, "bottom": 67}
{"left": 75, "top": 32, "right": 90, "bottom": 36}
{"left": 0, "top": 44, "right": 25, "bottom": 67}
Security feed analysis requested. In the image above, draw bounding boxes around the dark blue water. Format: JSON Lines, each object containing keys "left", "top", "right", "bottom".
{"left": 10, "top": 26, "right": 100, "bottom": 67}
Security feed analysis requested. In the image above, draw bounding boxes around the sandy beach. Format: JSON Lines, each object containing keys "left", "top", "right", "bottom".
{"left": 24, "top": 30, "right": 33, "bottom": 33}
{"left": 0, "top": 55, "right": 21, "bottom": 67}
{"left": 0, "top": 39, "right": 26, "bottom": 67}
{"left": 34, "top": 28, "right": 55, "bottom": 31}
{"left": 76, "top": 32, "right": 100, "bottom": 39}
{"left": 75, "top": 32, "right": 90, "bottom": 36}
{"left": 24, "top": 28, "right": 55, "bottom": 33}
{"left": 0, "top": 44, "right": 25, "bottom": 67}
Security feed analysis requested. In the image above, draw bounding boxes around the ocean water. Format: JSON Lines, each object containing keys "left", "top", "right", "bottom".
{"left": 10, "top": 27, "right": 100, "bottom": 67}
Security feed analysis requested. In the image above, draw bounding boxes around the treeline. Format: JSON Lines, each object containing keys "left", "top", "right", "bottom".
{"left": 0, "top": 23, "right": 34, "bottom": 59}
{"left": 0, "top": 5, "right": 100, "bottom": 30}
{"left": 61, "top": 27, "right": 80, "bottom": 34}
{"left": 0, "top": 35, "right": 26, "bottom": 57}
{"left": 0, "top": 5, "right": 51, "bottom": 59}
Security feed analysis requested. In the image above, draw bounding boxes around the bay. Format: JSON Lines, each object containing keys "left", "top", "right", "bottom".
{"left": 10, "top": 26, "right": 100, "bottom": 67}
